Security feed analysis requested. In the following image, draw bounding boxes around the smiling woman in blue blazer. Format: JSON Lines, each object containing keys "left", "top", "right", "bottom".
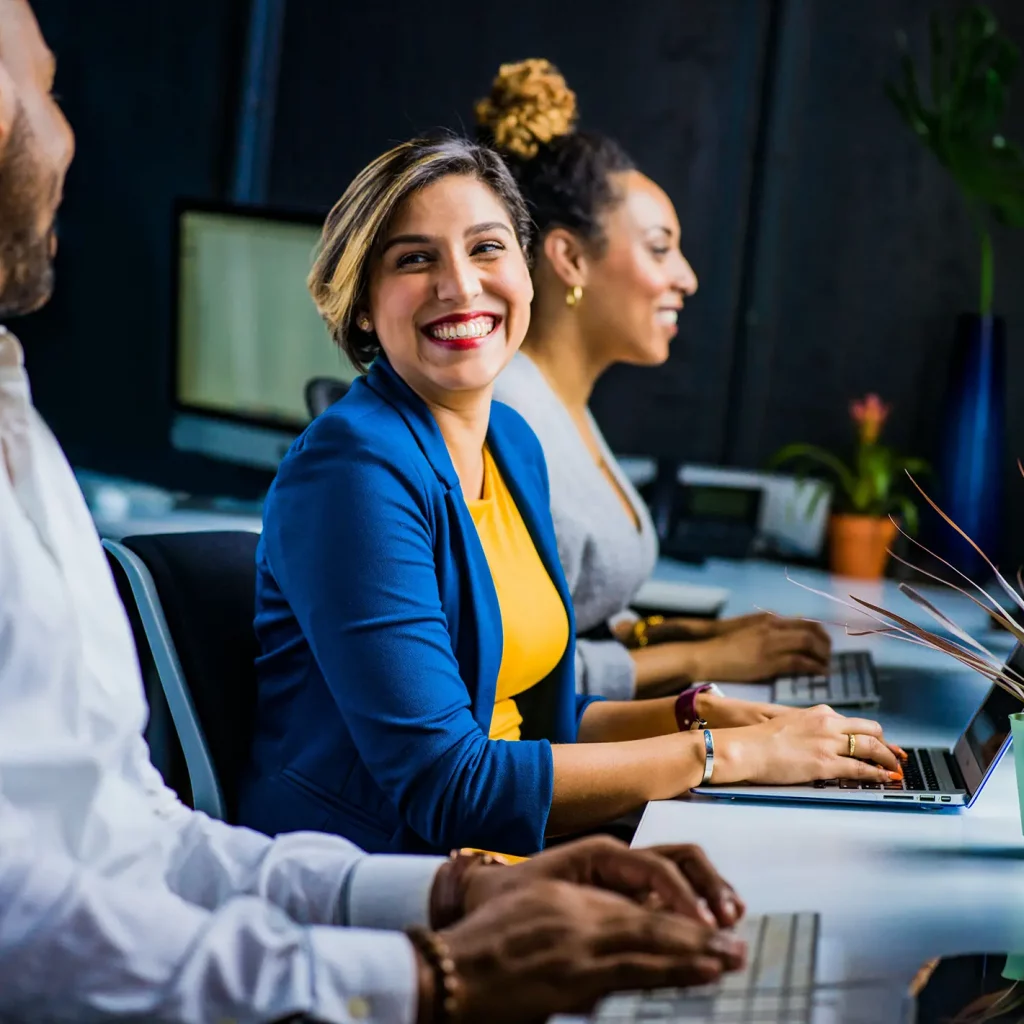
{"left": 239, "top": 136, "right": 901, "bottom": 858}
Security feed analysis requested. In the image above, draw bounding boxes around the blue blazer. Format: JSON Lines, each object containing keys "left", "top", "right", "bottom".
{"left": 240, "top": 357, "right": 601, "bottom": 856}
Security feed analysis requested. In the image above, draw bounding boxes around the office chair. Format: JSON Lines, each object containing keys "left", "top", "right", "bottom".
{"left": 304, "top": 376, "right": 350, "bottom": 419}
{"left": 103, "top": 531, "right": 261, "bottom": 822}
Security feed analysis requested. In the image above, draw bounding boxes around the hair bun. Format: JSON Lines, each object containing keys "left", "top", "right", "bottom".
{"left": 475, "top": 59, "right": 578, "bottom": 160}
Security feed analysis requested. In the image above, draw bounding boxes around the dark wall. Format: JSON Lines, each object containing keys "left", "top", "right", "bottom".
{"left": 728, "top": 0, "right": 1024, "bottom": 565}
{"left": 269, "top": 0, "right": 774, "bottom": 463}
{"left": 20, "top": 0, "right": 270, "bottom": 497}
{"left": 17, "top": 0, "right": 1024, "bottom": 559}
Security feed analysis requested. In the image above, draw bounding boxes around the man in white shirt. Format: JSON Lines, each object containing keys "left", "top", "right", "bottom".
{"left": 0, "top": 2, "right": 746, "bottom": 1021}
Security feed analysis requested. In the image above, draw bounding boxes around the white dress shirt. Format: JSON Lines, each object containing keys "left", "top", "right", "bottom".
{"left": 0, "top": 326, "right": 442, "bottom": 1023}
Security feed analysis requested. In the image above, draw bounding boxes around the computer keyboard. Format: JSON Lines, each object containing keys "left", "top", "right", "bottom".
{"left": 772, "top": 652, "right": 878, "bottom": 709}
{"left": 811, "top": 748, "right": 951, "bottom": 799}
{"left": 594, "top": 913, "right": 819, "bottom": 1023}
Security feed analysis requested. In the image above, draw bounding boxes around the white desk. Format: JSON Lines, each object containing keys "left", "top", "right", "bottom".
{"left": 93, "top": 508, "right": 263, "bottom": 540}
{"left": 637, "top": 557, "right": 1024, "bottom": 1006}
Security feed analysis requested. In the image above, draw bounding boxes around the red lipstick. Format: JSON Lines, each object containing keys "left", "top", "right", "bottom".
{"left": 420, "top": 311, "right": 503, "bottom": 351}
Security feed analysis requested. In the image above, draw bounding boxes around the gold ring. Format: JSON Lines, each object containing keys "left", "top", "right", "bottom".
{"left": 848, "top": 734, "right": 857, "bottom": 758}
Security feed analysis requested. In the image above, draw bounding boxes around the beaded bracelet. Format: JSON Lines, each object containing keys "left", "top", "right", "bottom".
{"left": 407, "top": 926, "right": 463, "bottom": 1024}
{"left": 631, "top": 614, "right": 665, "bottom": 648}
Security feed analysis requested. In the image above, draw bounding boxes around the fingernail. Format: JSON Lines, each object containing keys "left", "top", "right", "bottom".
{"left": 896, "top": 747, "right": 909, "bottom": 761}
{"left": 721, "top": 895, "right": 738, "bottom": 922}
{"left": 888, "top": 770, "right": 903, "bottom": 781}
{"left": 696, "top": 898, "right": 716, "bottom": 925}
{"left": 708, "top": 932, "right": 745, "bottom": 956}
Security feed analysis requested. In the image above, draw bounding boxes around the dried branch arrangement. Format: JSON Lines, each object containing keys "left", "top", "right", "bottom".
{"left": 787, "top": 465, "right": 1024, "bottom": 702}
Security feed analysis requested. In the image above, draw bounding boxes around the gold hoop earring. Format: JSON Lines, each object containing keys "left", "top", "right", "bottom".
{"left": 565, "top": 285, "right": 583, "bottom": 308}
{"left": 356, "top": 314, "right": 372, "bottom": 332}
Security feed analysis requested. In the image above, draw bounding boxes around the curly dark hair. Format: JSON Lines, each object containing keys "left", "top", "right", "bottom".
{"left": 309, "top": 135, "right": 533, "bottom": 370}
{"left": 475, "top": 59, "right": 636, "bottom": 256}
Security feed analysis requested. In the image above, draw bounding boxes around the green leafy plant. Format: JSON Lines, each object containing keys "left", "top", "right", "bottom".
{"left": 769, "top": 394, "right": 930, "bottom": 533}
{"left": 885, "top": 3, "right": 1024, "bottom": 315}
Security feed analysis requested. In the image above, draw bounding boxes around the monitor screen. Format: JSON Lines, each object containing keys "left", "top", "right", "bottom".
{"left": 964, "top": 646, "right": 1024, "bottom": 775}
{"left": 175, "top": 208, "right": 359, "bottom": 431}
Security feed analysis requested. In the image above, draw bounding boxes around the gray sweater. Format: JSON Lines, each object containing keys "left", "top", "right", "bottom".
{"left": 493, "top": 353, "right": 658, "bottom": 699}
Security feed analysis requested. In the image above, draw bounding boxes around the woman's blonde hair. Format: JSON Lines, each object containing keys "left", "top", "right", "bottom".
{"left": 308, "top": 135, "right": 533, "bottom": 371}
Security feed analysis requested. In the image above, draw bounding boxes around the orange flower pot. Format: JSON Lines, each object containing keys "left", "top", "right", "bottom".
{"left": 828, "top": 514, "right": 898, "bottom": 579}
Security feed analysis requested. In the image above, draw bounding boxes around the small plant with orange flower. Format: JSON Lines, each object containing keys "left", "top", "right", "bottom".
{"left": 770, "top": 394, "right": 930, "bottom": 533}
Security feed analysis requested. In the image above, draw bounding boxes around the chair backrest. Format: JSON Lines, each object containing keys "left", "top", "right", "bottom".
{"left": 304, "top": 376, "right": 350, "bottom": 419}
{"left": 110, "top": 531, "right": 260, "bottom": 821}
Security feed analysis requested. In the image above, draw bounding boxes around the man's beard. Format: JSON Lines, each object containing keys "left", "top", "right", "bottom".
{"left": 0, "top": 106, "right": 55, "bottom": 320}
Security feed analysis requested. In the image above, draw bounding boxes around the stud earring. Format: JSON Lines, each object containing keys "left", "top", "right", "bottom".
{"left": 356, "top": 314, "right": 373, "bottom": 332}
{"left": 565, "top": 285, "right": 584, "bottom": 308}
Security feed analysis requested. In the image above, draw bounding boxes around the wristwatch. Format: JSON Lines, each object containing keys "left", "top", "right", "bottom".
{"left": 674, "top": 683, "right": 714, "bottom": 732}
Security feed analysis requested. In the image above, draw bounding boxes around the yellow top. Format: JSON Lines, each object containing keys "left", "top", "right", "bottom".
{"left": 467, "top": 448, "right": 569, "bottom": 742}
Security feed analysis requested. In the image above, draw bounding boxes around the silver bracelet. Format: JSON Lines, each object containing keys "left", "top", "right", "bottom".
{"left": 701, "top": 729, "right": 715, "bottom": 784}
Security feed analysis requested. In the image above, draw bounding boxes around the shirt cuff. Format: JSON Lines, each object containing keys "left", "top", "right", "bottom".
{"left": 610, "top": 609, "right": 640, "bottom": 628}
{"left": 308, "top": 927, "right": 419, "bottom": 1024}
{"left": 345, "top": 855, "right": 444, "bottom": 931}
{"left": 576, "top": 639, "right": 638, "bottom": 701}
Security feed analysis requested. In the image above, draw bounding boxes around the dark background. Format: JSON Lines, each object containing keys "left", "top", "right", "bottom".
{"left": 17, "top": 0, "right": 1024, "bottom": 563}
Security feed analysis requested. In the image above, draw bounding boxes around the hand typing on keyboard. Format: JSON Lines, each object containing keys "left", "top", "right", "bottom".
{"left": 704, "top": 705, "right": 908, "bottom": 787}
{"left": 696, "top": 691, "right": 794, "bottom": 729}
{"left": 462, "top": 835, "right": 747, "bottom": 929}
{"left": 675, "top": 612, "right": 833, "bottom": 683}
{"left": 438, "top": 880, "right": 747, "bottom": 1023}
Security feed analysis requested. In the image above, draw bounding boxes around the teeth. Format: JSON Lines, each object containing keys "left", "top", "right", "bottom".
{"left": 656, "top": 309, "right": 679, "bottom": 325}
{"left": 427, "top": 316, "right": 496, "bottom": 341}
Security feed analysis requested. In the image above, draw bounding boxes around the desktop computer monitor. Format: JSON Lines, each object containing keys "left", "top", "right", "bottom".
{"left": 171, "top": 201, "right": 360, "bottom": 470}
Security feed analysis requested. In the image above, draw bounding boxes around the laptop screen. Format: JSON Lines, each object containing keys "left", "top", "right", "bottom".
{"left": 965, "top": 683, "right": 1021, "bottom": 773}
{"left": 957, "top": 643, "right": 1024, "bottom": 797}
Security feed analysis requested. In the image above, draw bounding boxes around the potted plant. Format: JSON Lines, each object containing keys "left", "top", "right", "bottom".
{"left": 885, "top": 3, "right": 1024, "bottom": 576}
{"left": 770, "top": 394, "right": 929, "bottom": 579}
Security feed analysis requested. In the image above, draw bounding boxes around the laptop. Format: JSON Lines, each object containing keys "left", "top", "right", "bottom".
{"left": 771, "top": 651, "right": 880, "bottom": 709}
{"left": 695, "top": 643, "right": 1024, "bottom": 809}
{"left": 632, "top": 578, "right": 730, "bottom": 619}
{"left": 591, "top": 912, "right": 912, "bottom": 1023}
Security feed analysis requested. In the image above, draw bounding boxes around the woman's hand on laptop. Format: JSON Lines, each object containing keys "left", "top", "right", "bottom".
{"left": 712, "top": 705, "right": 907, "bottom": 786}
{"left": 697, "top": 692, "right": 792, "bottom": 728}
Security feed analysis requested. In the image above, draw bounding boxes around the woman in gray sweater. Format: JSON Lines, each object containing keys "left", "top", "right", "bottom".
{"left": 484, "top": 60, "right": 831, "bottom": 701}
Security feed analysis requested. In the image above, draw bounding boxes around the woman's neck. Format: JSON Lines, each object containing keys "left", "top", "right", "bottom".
{"left": 521, "top": 313, "right": 610, "bottom": 413}
{"left": 423, "top": 388, "right": 492, "bottom": 502}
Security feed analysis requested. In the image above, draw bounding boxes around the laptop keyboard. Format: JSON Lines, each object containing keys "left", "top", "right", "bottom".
{"left": 811, "top": 748, "right": 948, "bottom": 796}
{"left": 773, "top": 651, "right": 878, "bottom": 708}
{"left": 594, "top": 913, "right": 818, "bottom": 1023}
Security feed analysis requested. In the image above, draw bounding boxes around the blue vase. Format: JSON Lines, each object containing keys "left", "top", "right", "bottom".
{"left": 933, "top": 313, "right": 1006, "bottom": 578}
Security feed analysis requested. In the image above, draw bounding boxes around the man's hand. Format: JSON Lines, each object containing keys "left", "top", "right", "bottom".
{"left": 435, "top": 880, "right": 746, "bottom": 1024}
{"left": 459, "top": 836, "right": 745, "bottom": 928}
